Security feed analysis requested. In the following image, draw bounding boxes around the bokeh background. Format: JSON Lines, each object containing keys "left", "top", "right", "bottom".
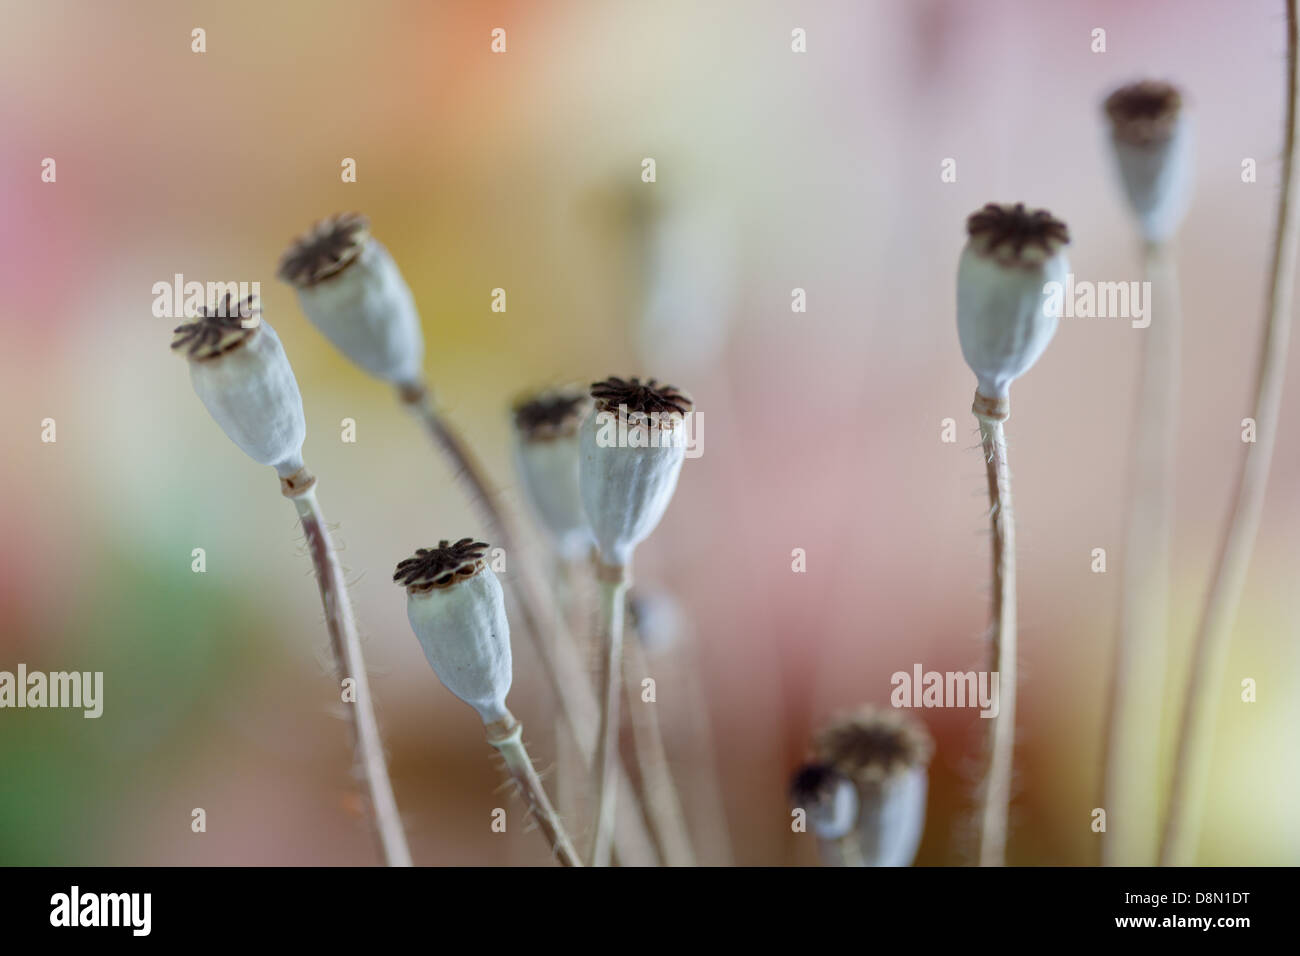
{"left": 2, "top": 0, "right": 1298, "bottom": 865}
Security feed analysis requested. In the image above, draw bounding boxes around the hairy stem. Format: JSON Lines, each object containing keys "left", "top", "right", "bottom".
{"left": 1101, "top": 241, "right": 1180, "bottom": 866}
{"left": 590, "top": 569, "right": 629, "bottom": 866}
{"left": 622, "top": 630, "right": 696, "bottom": 866}
{"left": 486, "top": 714, "right": 582, "bottom": 867}
{"left": 975, "top": 409, "right": 1017, "bottom": 867}
{"left": 291, "top": 483, "right": 412, "bottom": 867}
{"left": 398, "top": 383, "right": 656, "bottom": 865}
{"left": 1161, "top": 0, "right": 1300, "bottom": 866}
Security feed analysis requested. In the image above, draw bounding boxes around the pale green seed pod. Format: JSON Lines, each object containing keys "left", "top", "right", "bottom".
{"left": 395, "top": 539, "right": 512, "bottom": 725}
{"left": 579, "top": 377, "right": 693, "bottom": 568}
{"left": 957, "top": 203, "right": 1070, "bottom": 404}
{"left": 1104, "top": 80, "right": 1193, "bottom": 243}
{"left": 814, "top": 708, "right": 934, "bottom": 867}
{"left": 511, "top": 388, "right": 592, "bottom": 562}
{"left": 171, "top": 295, "right": 307, "bottom": 478}
{"left": 278, "top": 212, "right": 425, "bottom": 387}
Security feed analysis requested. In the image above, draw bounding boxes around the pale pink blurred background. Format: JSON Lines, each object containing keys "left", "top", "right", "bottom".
{"left": 1, "top": 0, "right": 1297, "bottom": 865}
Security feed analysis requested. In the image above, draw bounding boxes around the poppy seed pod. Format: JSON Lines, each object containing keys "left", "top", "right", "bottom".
{"left": 957, "top": 203, "right": 1070, "bottom": 411}
{"left": 814, "top": 708, "right": 933, "bottom": 867}
{"left": 1104, "top": 81, "right": 1193, "bottom": 242}
{"left": 790, "top": 763, "right": 860, "bottom": 841}
{"left": 277, "top": 212, "right": 425, "bottom": 387}
{"left": 579, "top": 377, "right": 693, "bottom": 568}
{"left": 511, "top": 388, "right": 592, "bottom": 561}
{"left": 395, "top": 539, "right": 512, "bottom": 725}
{"left": 171, "top": 295, "right": 307, "bottom": 478}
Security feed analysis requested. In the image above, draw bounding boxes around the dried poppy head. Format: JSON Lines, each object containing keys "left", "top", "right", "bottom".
{"left": 394, "top": 538, "right": 490, "bottom": 593}
{"left": 812, "top": 707, "right": 932, "bottom": 867}
{"left": 171, "top": 294, "right": 307, "bottom": 478}
{"left": 958, "top": 203, "right": 1070, "bottom": 410}
{"left": 276, "top": 212, "right": 370, "bottom": 288}
{"left": 580, "top": 375, "right": 694, "bottom": 568}
{"left": 590, "top": 376, "right": 693, "bottom": 421}
{"left": 965, "top": 203, "right": 1070, "bottom": 270}
{"left": 1104, "top": 80, "right": 1193, "bottom": 241}
{"left": 1104, "top": 80, "right": 1182, "bottom": 147}
{"left": 170, "top": 293, "right": 261, "bottom": 361}
{"left": 396, "top": 540, "right": 512, "bottom": 725}
{"left": 814, "top": 707, "right": 934, "bottom": 785}
{"left": 278, "top": 212, "right": 424, "bottom": 387}
{"left": 512, "top": 388, "right": 593, "bottom": 560}
{"left": 513, "top": 387, "right": 590, "bottom": 442}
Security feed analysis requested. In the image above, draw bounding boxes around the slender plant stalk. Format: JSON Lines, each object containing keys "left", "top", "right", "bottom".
{"left": 550, "top": 559, "right": 586, "bottom": 826}
{"left": 622, "top": 632, "right": 696, "bottom": 866}
{"left": 975, "top": 411, "right": 1017, "bottom": 867}
{"left": 1101, "top": 242, "right": 1181, "bottom": 866}
{"left": 1161, "top": 0, "right": 1300, "bottom": 866}
{"left": 672, "top": 631, "right": 735, "bottom": 865}
{"left": 486, "top": 715, "right": 582, "bottom": 867}
{"left": 397, "top": 384, "right": 657, "bottom": 864}
{"left": 292, "top": 483, "right": 412, "bottom": 867}
{"left": 590, "top": 570, "right": 630, "bottom": 866}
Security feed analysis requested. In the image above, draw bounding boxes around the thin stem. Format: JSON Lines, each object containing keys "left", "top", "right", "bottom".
{"left": 398, "top": 384, "right": 657, "bottom": 865}
{"left": 590, "top": 569, "right": 629, "bottom": 867}
{"left": 673, "top": 629, "right": 735, "bottom": 866}
{"left": 486, "top": 713, "right": 582, "bottom": 867}
{"left": 292, "top": 483, "right": 412, "bottom": 867}
{"left": 1100, "top": 241, "right": 1180, "bottom": 866}
{"left": 550, "top": 559, "right": 585, "bottom": 824}
{"left": 975, "top": 409, "right": 1016, "bottom": 867}
{"left": 1161, "top": 0, "right": 1300, "bottom": 866}
{"left": 622, "top": 629, "right": 696, "bottom": 866}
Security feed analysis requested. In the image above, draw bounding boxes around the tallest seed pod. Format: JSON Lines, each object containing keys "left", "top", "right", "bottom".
{"left": 276, "top": 212, "right": 425, "bottom": 388}
{"left": 956, "top": 203, "right": 1070, "bottom": 417}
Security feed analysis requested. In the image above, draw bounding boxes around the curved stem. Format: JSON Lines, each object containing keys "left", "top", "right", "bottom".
{"left": 292, "top": 483, "right": 412, "bottom": 867}
{"left": 623, "top": 630, "right": 696, "bottom": 866}
{"left": 975, "top": 410, "right": 1016, "bottom": 867}
{"left": 590, "top": 569, "right": 629, "bottom": 866}
{"left": 1100, "top": 241, "right": 1180, "bottom": 866}
{"left": 1161, "top": 0, "right": 1300, "bottom": 866}
{"left": 486, "top": 714, "right": 582, "bottom": 867}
